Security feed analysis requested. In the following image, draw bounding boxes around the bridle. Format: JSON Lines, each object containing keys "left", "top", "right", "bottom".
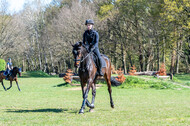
{"left": 73, "top": 45, "right": 95, "bottom": 64}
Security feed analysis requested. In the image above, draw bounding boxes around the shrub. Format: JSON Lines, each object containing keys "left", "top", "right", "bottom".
{"left": 63, "top": 69, "right": 73, "bottom": 84}
{"left": 21, "top": 71, "right": 52, "bottom": 77}
{"left": 115, "top": 68, "right": 126, "bottom": 83}
{"left": 0, "top": 59, "right": 6, "bottom": 71}
{"left": 129, "top": 65, "right": 137, "bottom": 75}
{"left": 119, "top": 76, "right": 178, "bottom": 90}
{"left": 157, "top": 63, "right": 167, "bottom": 76}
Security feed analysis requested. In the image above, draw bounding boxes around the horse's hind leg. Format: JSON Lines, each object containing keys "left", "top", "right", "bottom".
{"left": 89, "top": 75, "right": 98, "bottom": 110}
{"left": 89, "top": 82, "right": 96, "bottom": 112}
{"left": 7, "top": 81, "right": 12, "bottom": 90}
{"left": 1, "top": 81, "right": 7, "bottom": 91}
{"left": 91, "top": 83, "right": 96, "bottom": 108}
{"left": 104, "top": 74, "right": 114, "bottom": 108}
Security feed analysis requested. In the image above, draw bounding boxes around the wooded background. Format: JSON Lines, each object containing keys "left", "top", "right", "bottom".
{"left": 0, "top": 0, "right": 189, "bottom": 75}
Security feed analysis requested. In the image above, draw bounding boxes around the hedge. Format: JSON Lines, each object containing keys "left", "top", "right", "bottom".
{"left": 0, "top": 59, "right": 6, "bottom": 71}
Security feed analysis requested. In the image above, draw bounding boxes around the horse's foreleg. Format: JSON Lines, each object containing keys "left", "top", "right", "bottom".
{"left": 90, "top": 76, "right": 97, "bottom": 110}
{"left": 105, "top": 75, "right": 114, "bottom": 108}
{"left": 79, "top": 80, "right": 92, "bottom": 114}
{"left": 1, "top": 81, "right": 7, "bottom": 91}
{"left": 108, "top": 82, "right": 114, "bottom": 108}
{"left": 16, "top": 81, "right": 21, "bottom": 91}
{"left": 85, "top": 83, "right": 96, "bottom": 109}
{"left": 81, "top": 82, "right": 91, "bottom": 109}
{"left": 7, "top": 81, "right": 12, "bottom": 90}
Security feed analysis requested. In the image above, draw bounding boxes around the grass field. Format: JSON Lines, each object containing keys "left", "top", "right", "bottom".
{"left": 0, "top": 74, "right": 190, "bottom": 125}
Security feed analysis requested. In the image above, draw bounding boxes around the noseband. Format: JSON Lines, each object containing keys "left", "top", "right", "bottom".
{"left": 73, "top": 59, "right": 81, "bottom": 62}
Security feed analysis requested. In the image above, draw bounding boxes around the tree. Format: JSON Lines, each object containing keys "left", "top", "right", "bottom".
{"left": 0, "top": 58, "right": 5, "bottom": 71}
{"left": 160, "top": 0, "right": 190, "bottom": 75}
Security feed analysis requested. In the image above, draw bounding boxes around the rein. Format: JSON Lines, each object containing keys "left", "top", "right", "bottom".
{"left": 80, "top": 49, "right": 94, "bottom": 63}
{"left": 73, "top": 46, "right": 95, "bottom": 63}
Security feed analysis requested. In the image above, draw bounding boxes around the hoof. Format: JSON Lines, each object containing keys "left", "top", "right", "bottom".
{"left": 89, "top": 104, "right": 94, "bottom": 109}
{"left": 79, "top": 109, "right": 84, "bottom": 114}
{"left": 111, "top": 104, "right": 114, "bottom": 108}
{"left": 86, "top": 101, "right": 94, "bottom": 108}
{"left": 89, "top": 108, "right": 94, "bottom": 112}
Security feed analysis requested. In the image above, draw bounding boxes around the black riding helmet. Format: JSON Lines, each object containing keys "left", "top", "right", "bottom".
{"left": 85, "top": 19, "right": 94, "bottom": 25}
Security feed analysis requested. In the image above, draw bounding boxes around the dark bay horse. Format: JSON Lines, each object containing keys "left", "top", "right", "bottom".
{"left": 0, "top": 67, "right": 21, "bottom": 91}
{"left": 72, "top": 42, "right": 114, "bottom": 114}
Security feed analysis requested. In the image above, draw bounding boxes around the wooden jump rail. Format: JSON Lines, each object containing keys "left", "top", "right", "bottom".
{"left": 71, "top": 76, "right": 112, "bottom": 81}
{"left": 71, "top": 76, "right": 122, "bottom": 86}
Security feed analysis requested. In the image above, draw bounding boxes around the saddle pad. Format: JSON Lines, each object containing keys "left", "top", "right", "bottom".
{"left": 3, "top": 71, "right": 8, "bottom": 76}
{"left": 92, "top": 54, "right": 107, "bottom": 68}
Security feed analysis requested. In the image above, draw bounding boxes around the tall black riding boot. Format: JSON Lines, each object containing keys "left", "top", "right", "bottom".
{"left": 98, "top": 58, "right": 103, "bottom": 76}
{"left": 6, "top": 74, "right": 9, "bottom": 80}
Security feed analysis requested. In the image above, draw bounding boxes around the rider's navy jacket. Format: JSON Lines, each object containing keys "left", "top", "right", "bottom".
{"left": 6, "top": 62, "right": 12, "bottom": 71}
{"left": 83, "top": 29, "right": 99, "bottom": 49}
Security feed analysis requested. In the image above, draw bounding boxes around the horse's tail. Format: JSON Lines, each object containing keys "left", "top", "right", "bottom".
{"left": 110, "top": 77, "right": 122, "bottom": 86}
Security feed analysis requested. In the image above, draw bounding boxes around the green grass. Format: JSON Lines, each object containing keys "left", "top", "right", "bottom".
{"left": 0, "top": 76, "right": 190, "bottom": 125}
{"left": 173, "top": 73, "right": 190, "bottom": 86}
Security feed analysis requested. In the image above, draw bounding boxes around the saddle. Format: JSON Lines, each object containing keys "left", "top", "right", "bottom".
{"left": 3, "top": 70, "right": 13, "bottom": 76}
{"left": 92, "top": 53, "right": 107, "bottom": 68}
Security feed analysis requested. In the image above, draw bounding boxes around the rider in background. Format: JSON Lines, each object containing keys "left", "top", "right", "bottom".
{"left": 82, "top": 19, "right": 103, "bottom": 76}
{"left": 6, "top": 58, "right": 13, "bottom": 80}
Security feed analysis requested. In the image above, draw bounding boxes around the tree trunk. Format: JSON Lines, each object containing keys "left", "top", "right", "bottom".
{"left": 63, "top": 58, "right": 66, "bottom": 72}
{"left": 58, "top": 61, "right": 61, "bottom": 73}
{"left": 135, "top": 14, "right": 143, "bottom": 72}
{"left": 185, "top": 57, "right": 190, "bottom": 73}
{"left": 157, "top": 38, "right": 160, "bottom": 71}
{"left": 170, "top": 25, "right": 177, "bottom": 77}
{"left": 139, "top": 46, "right": 143, "bottom": 72}
{"left": 49, "top": 50, "right": 55, "bottom": 73}
{"left": 163, "top": 36, "right": 166, "bottom": 64}
{"left": 176, "top": 41, "right": 180, "bottom": 73}
{"left": 43, "top": 47, "right": 49, "bottom": 73}
{"left": 121, "top": 43, "right": 127, "bottom": 74}
{"left": 146, "top": 39, "right": 153, "bottom": 71}
{"left": 22, "top": 57, "right": 25, "bottom": 72}
{"left": 127, "top": 51, "right": 133, "bottom": 66}
{"left": 113, "top": 41, "right": 117, "bottom": 70}
{"left": 35, "top": 28, "right": 42, "bottom": 71}
{"left": 170, "top": 48, "right": 176, "bottom": 78}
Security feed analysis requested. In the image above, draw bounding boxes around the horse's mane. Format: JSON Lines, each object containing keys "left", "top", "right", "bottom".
{"left": 13, "top": 67, "right": 18, "bottom": 70}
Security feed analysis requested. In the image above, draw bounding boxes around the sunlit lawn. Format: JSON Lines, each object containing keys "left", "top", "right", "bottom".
{"left": 0, "top": 77, "right": 190, "bottom": 125}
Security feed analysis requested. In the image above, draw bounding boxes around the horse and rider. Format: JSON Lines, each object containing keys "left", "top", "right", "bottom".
{"left": 82, "top": 19, "right": 103, "bottom": 76}
{"left": 0, "top": 58, "right": 21, "bottom": 91}
{"left": 72, "top": 19, "right": 114, "bottom": 114}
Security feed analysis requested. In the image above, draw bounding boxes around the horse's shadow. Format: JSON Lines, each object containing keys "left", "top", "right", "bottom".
{"left": 6, "top": 108, "right": 78, "bottom": 114}
{"left": 53, "top": 83, "right": 68, "bottom": 87}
